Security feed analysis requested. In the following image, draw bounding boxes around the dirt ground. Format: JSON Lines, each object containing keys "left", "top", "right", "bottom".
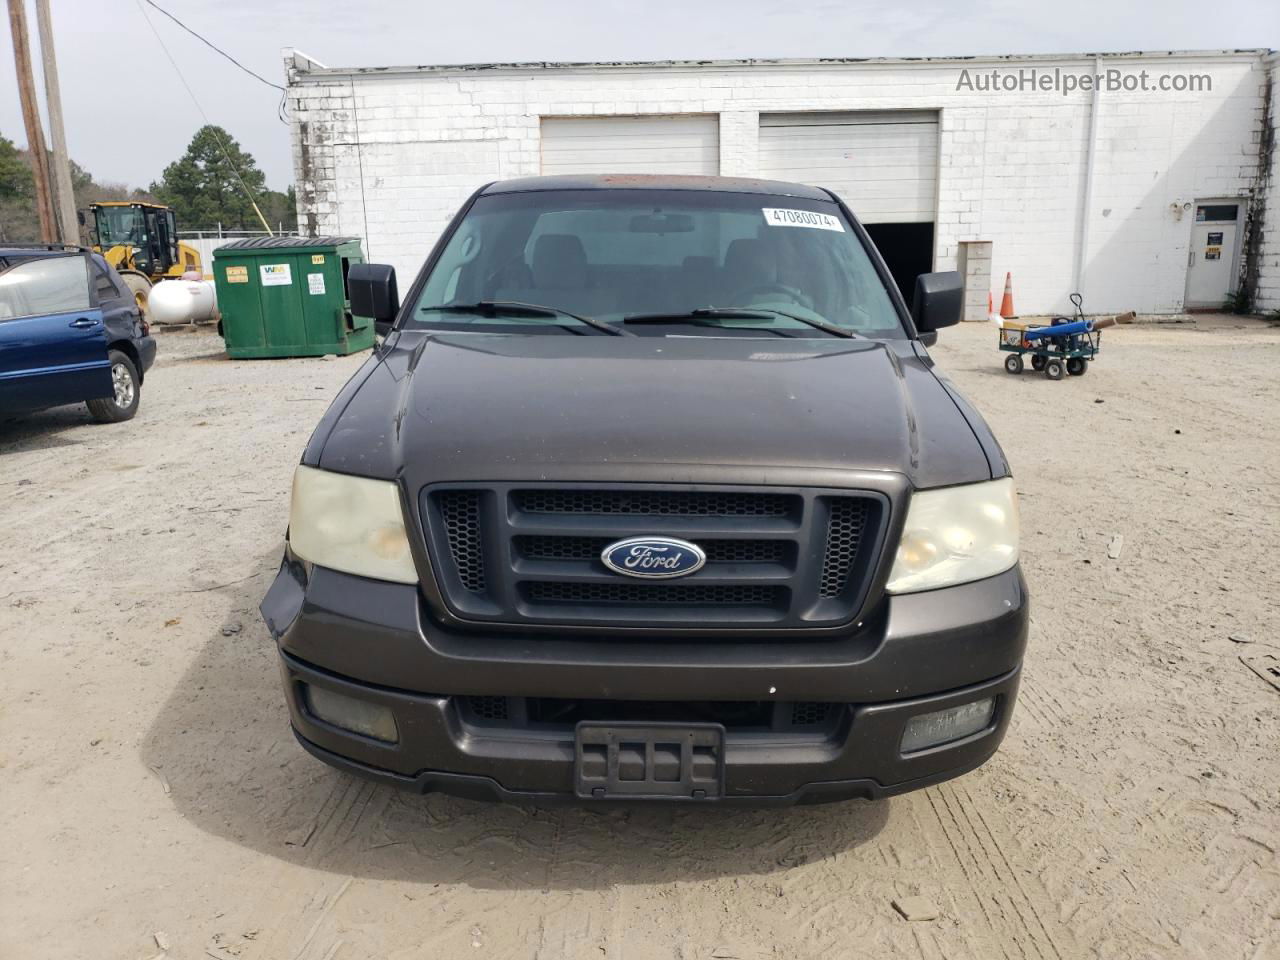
{"left": 1, "top": 316, "right": 1277, "bottom": 960}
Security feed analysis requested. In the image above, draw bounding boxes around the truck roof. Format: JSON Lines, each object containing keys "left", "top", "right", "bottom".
{"left": 480, "top": 174, "right": 833, "bottom": 200}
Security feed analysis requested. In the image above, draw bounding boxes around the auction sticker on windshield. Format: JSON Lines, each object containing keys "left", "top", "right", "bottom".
{"left": 762, "top": 208, "right": 845, "bottom": 232}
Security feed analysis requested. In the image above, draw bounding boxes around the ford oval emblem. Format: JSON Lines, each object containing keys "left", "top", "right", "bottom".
{"left": 600, "top": 536, "right": 706, "bottom": 579}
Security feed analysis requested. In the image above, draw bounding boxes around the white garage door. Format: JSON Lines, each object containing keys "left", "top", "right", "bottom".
{"left": 758, "top": 112, "right": 939, "bottom": 223}
{"left": 540, "top": 115, "right": 719, "bottom": 176}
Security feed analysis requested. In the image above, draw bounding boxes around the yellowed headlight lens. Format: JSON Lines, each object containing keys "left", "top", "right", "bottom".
{"left": 288, "top": 465, "right": 417, "bottom": 584}
{"left": 886, "top": 478, "right": 1019, "bottom": 594}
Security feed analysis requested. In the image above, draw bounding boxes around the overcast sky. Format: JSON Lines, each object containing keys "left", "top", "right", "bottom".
{"left": 2, "top": 0, "right": 1277, "bottom": 190}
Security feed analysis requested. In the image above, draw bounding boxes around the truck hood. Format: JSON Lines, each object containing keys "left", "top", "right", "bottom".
{"left": 311, "top": 332, "right": 993, "bottom": 489}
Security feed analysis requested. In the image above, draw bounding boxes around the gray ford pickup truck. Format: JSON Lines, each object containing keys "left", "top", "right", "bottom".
{"left": 260, "top": 174, "right": 1027, "bottom": 805}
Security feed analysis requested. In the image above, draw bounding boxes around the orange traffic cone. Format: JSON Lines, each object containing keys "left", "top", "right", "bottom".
{"left": 999, "top": 272, "right": 1016, "bottom": 318}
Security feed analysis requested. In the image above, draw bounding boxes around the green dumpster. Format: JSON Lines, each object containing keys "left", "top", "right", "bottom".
{"left": 213, "top": 236, "right": 374, "bottom": 358}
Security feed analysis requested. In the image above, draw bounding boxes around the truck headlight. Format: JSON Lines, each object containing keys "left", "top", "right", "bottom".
{"left": 885, "top": 478, "right": 1019, "bottom": 594}
{"left": 288, "top": 465, "right": 418, "bottom": 584}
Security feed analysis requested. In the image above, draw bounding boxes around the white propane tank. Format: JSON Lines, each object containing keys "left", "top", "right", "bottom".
{"left": 147, "top": 278, "right": 217, "bottom": 325}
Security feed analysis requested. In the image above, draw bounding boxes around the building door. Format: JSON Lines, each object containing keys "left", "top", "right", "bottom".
{"left": 757, "top": 111, "right": 938, "bottom": 299}
{"left": 1184, "top": 202, "right": 1243, "bottom": 310}
{"left": 540, "top": 116, "right": 720, "bottom": 175}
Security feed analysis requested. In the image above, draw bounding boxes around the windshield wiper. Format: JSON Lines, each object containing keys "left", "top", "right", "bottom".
{"left": 419, "top": 300, "right": 630, "bottom": 336}
{"left": 623, "top": 307, "right": 860, "bottom": 339}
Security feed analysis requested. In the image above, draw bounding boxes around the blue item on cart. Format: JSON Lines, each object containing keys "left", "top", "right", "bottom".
{"left": 1023, "top": 319, "right": 1091, "bottom": 341}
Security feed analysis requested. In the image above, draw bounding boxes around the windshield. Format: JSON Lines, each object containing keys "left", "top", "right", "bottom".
{"left": 95, "top": 206, "right": 145, "bottom": 247}
{"left": 409, "top": 189, "right": 904, "bottom": 337}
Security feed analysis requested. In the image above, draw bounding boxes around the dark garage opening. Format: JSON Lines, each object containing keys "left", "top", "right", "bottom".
{"left": 864, "top": 223, "right": 935, "bottom": 305}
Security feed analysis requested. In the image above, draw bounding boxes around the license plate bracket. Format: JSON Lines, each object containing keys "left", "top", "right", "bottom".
{"left": 574, "top": 721, "right": 725, "bottom": 800}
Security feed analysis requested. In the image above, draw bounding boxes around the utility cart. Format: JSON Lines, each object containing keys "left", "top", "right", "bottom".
{"left": 999, "top": 293, "right": 1101, "bottom": 380}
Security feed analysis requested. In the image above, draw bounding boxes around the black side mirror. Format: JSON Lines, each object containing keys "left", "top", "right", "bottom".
{"left": 911, "top": 271, "right": 964, "bottom": 345}
{"left": 348, "top": 262, "right": 399, "bottom": 334}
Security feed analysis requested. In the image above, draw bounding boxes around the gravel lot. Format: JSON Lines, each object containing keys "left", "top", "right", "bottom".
{"left": 1, "top": 316, "right": 1277, "bottom": 960}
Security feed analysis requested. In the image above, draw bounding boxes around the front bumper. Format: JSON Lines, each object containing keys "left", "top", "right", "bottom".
{"left": 262, "top": 556, "right": 1028, "bottom": 804}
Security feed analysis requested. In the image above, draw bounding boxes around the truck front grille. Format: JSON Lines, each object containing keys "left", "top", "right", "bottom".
{"left": 524, "top": 581, "right": 787, "bottom": 607}
{"left": 514, "top": 535, "right": 788, "bottom": 565}
{"left": 422, "top": 483, "right": 888, "bottom": 632}
{"left": 437, "top": 490, "right": 485, "bottom": 593}
{"left": 514, "top": 489, "right": 794, "bottom": 517}
{"left": 819, "top": 497, "right": 871, "bottom": 598}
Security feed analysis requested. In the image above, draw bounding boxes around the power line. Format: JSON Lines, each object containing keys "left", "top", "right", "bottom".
{"left": 133, "top": 0, "right": 274, "bottom": 234}
{"left": 139, "top": 0, "right": 284, "bottom": 93}
{"left": 139, "top": 0, "right": 290, "bottom": 123}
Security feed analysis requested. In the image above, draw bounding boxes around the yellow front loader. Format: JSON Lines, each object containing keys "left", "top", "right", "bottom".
{"left": 87, "top": 202, "right": 202, "bottom": 310}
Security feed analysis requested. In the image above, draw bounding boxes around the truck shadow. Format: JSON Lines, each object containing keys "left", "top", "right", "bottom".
{"left": 139, "top": 555, "right": 890, "bottom": 889}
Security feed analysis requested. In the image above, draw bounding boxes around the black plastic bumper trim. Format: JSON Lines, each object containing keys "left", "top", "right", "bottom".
{"left": 292, "top": 727, "right": 1000, "bottom": 806}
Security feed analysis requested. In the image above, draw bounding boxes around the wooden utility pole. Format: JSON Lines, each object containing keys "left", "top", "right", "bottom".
{"left": 35, "top": 0, "right": 78, "bottom": 243}
{"left": 7, "top": 0, "right": 56, "bottom": 243}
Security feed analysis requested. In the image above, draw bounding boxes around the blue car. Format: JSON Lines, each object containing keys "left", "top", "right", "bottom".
{"left": 0, "top": 245, "right": 156, "bottom": 422}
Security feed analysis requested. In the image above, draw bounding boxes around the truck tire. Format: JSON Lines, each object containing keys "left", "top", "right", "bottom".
{"left": 119, "top": 272, "right": 152, "bottom": 316}
{"left": 87, "top": 350, "right": 140, "bottom": 423}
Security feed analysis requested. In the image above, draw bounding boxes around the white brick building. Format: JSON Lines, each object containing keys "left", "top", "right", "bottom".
{"left": 285, "top": 49, "right": 1280, "bottom": 316}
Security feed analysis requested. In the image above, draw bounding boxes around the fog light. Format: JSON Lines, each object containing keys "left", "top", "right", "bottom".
{"left": 303, "top": 684, "right": 399, "bottom": 743}
{"left": 901, "top": 698, "right": 994, "bottom": 754}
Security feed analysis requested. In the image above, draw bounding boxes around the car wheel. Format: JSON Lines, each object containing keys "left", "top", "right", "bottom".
{"left": 1004, "top": 354, "right": 1024, "bottom": 374}
{"left": 1044, "top": 359, "right": 1065, "bottom": 381}
{"left": 1066, "top": 357, "right": 1088, "bottom": 376}
{"left": 1031, "top": 354, "right": 1047, "bottom": 371}
{"left": 87, "top": 350, "right": 140, "bottom": 423}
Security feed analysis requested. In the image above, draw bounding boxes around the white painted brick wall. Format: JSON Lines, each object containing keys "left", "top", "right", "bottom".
{"left": 286, "top": 51, "right": 1271, "bottom": 315}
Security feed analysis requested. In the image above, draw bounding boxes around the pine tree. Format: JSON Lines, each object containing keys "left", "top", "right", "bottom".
{"left": 151, "top": 125, "right": 269, "bottom": 231}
